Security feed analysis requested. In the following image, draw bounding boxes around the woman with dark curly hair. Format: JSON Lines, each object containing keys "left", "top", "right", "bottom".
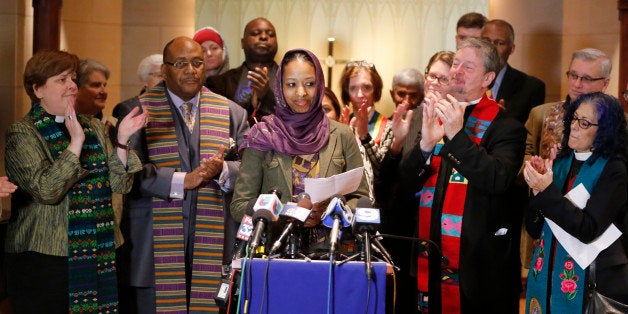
{"left": 523, "top": 92, "right": 628, "bottom": 313}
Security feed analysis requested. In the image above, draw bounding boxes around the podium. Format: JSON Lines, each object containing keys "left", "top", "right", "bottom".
{"left": 239, "top": 258, "right": 387, "bottom": 314}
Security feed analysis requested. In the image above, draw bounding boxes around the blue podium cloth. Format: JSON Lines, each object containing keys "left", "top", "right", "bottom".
{"left": 239, "top": 258, "right": 387, "bottom": 314}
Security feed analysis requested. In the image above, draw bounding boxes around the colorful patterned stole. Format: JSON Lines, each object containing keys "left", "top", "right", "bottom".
{"left": 416, "top": 95, "right": 499, "bottom": 313}
{"left": 540, "top": 101, "right": 566, "bottom": 159}
{"left": 367, "top": 110, "right": 388, "bottom": 145}
{"left": 526, "top": 153, "right": 608, "bottom": 314}
{"left": 30, "top": 104, "right": 118, "bottom": 313}
{"left": 142, "top": 85, "right": 230, "bottom": 313}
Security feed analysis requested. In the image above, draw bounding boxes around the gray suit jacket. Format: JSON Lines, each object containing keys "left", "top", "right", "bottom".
{"left": 115, "top": 84, "right": 249, "bottom": 287}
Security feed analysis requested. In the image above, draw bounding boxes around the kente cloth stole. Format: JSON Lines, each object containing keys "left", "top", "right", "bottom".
{"left": 30, "top": 104, "right": 118, "bottom": 313}
{"left": 367, "top": 111, "right": 388, "bottom": 145}
{"left": 526, "top": 153, "right": 608, "bottom": 314}
{"left": 142, "top": 87, "right": 230, "bottom": 313}
{"left": 416, "top": 97, "right": 499, "bottom": 314}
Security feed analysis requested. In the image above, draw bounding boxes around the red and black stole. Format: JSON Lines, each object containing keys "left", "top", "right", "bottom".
{"left": 416, "top": 95, "right": 499, "bottom": 313}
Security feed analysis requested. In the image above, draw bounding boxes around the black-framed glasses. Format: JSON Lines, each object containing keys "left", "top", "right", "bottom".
{"left": 346, "top": 60, "right": 375, "bottom": 69}
{"left": 565, "top": 71, "right": 605, "bottom": 83}
{"left": 165, "top": 59, "right": 204, "bottom": 69}
{"left": 571, "top": 115, "right": 598, "bottom": 129}
{"left": 425, "top": 72, "right": 450, "bottom": 85}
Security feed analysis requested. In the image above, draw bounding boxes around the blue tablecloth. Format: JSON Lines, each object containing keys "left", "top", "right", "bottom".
{"left": 239, "top": 258, "right": 387, "bottom": 314}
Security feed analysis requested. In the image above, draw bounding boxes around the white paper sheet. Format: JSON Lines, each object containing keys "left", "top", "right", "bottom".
{"left": 304, "top": 167, "right": 364, "bottom": 203}
{"left": 544, "top": 183, "right": 623, "bottom": 269}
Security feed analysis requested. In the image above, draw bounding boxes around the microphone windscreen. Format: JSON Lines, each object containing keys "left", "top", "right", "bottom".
{"left": 252, "top": 208, "right": 276, "bottom": 222}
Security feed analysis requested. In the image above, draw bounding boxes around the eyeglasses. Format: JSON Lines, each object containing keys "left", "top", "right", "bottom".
{"left": 164, "top": 59, "right": 204, "bottom": 69}
{"left": 425, "top": 73, "right": 450, "bottom": 85}
{"left": 148, "top": 72, "right": 163, "bottom": 78}
{"left": 566, "top": 71, "right": 605, "bottom": 83}
{"left": 346, "top": 61, "right": 375, "bottom": 69}
{"left": 571, "top": 115, "right": 598, "bottom": 129}
{"left": 622, "top": 89, "right": 628, "bottom": 101}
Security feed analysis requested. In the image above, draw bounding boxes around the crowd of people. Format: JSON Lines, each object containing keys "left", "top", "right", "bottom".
{"left": 0, "top": 11, "right": 626, "bottom": 314}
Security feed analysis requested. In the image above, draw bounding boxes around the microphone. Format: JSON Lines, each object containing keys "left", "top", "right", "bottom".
{"left": 231, "top": 215, "right": 254, "bottom": 260}
{"left": 321, "top": 195, "right": 352, "bottom": 258}
{"left": 269, "top": 192, "right": 312, "bottom": 256}
{"left": 248, "top": 189, "right": 283, "bottom": 256}
{"left": 214, "top": 214, "right": 254, "bottom": 309}
{"left": 248, "top": 209, "right": 276, "bottom": 256}
{"left": 352, "top": 198, "right": 380, "bottom": 280}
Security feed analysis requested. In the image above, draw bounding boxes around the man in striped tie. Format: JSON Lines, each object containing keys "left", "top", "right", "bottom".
{"left": 115, "top": 36, "right": 249, "bottom": 314}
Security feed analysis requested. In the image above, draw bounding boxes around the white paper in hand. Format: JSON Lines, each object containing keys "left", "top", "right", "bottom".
{"left": 304, "top": 167, "right": 364, "bottom": 203}
{"left": 545, "top": 183, "right": 622, "bottom": 269}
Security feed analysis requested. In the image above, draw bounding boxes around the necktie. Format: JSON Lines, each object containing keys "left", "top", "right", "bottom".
{"left": 181, "top": 102, "right": 194, "bottom": 132}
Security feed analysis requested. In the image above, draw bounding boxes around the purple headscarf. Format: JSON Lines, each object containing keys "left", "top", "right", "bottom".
{"left": 240, "top": 49, "right": 330, "bottom": 155}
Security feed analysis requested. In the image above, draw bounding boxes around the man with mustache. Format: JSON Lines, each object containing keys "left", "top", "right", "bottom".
{"left": 115, "top": 36, "right": 249, "bottom": 313}
{"left": 205, "top": 17, "right": 278, "bottom": 125}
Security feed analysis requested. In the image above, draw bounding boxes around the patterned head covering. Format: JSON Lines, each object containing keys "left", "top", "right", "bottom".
{"left": 240, "top": 49, "right": 330, "bottom": 155}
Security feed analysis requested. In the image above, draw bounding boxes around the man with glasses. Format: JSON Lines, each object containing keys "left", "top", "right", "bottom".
{"left": 524, "top": 48, "right": 610, "bottom": 162}
{"left": 115, "top": 36, "right": 249, "bottom": 313}
{"left": 206, "top": 17, "right": 278, "bottom": 126}
{"left": 520, "top": 49, "right": 611, "bottom": 276}
{"left": 481, "top": 19, "right": 546, "bottom": 124}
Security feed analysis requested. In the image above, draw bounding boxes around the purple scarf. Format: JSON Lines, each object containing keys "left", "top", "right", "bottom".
{"left": 240, "top": 49, "right": 330, "bottom": 155}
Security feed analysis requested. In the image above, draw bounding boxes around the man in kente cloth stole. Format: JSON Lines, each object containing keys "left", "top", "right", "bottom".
{"left": 115, "top": 36, "right": 249, "bottom": 314}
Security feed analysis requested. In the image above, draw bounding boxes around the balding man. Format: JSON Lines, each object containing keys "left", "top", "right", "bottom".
{"left": 481, "top": 19, "right": 546, "bottom": 124}
{"left": 206, "top": 17, "right": 279, "bottom": 125}
{"left": 116, "top": 36, "right": 249, "bottom": 313}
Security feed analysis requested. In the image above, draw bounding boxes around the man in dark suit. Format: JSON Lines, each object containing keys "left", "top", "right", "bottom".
{"left": 115, "top": 36, "right": 249, "bottom": 313}
{"left": 481, "top": 19, "right": 546, "bottom": 124}
{"left": 381, "top": 38, "right": 526, "bottom": 313}
{"left": 205, "top": 17, "right": 278, "bottom": 125}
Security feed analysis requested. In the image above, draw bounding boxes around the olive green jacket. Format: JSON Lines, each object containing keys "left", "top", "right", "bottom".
{"left": 230, "top": 120, "right": 369, "bottom": 221}
{"left": 4, "top": 115, "right": 141, "bottom": 256}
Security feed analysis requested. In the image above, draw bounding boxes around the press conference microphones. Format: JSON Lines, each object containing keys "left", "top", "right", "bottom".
{"left": 321, "top": 195, "right": 352, "bottom": 259}
{"left": 352, "top": 197, "right": 380, "bottom": 280}
{"left": 269, "top": 192, "right": 312, "bottom": 256}
{"left": 215, "top": 214, "right": 254, "bottom": 309}
{"left": 249, "top": 210, "right": 275, "bottom": 256}
{"left": 232, "top": 215, "right": 254, "bottom": 260}
{"left": 248, "top": 189, "right": 283, "bottom": 256}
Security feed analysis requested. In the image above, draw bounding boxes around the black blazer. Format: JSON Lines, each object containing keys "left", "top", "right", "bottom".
{"left": 526, "top": 157, "right": 628, "bottom": 304}
{"left": 381, "top": 101, "right": 526, "bottom": 313}
{"left": 205, "top": 62, "right": 278, "bottom": 123}
{"left": 495, "top": 65, "right": 546, "bottom": 124}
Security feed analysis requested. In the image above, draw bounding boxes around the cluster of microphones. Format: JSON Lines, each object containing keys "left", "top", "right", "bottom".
{"left": 214, "top": 188, "right": 395, "bottom": 309}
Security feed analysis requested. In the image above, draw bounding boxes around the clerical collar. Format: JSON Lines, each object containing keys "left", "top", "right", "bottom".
{"left": 574, "top": 151, "right": 592, "bottom": 161}
{"left": 469, "top": 97, "right": 482, "bottom": 105}
{"left": 55, "top": 115, "right": 65, "bottom": 123}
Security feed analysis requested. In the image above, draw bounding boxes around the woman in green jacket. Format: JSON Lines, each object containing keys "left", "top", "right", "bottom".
{"left": 4, "top": 49, "right": 147, "bottom": 313}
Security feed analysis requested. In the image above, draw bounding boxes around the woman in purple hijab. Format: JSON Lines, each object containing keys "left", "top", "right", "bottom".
{"left": 231, "top": 48, "right": 369, "bottom": 255}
